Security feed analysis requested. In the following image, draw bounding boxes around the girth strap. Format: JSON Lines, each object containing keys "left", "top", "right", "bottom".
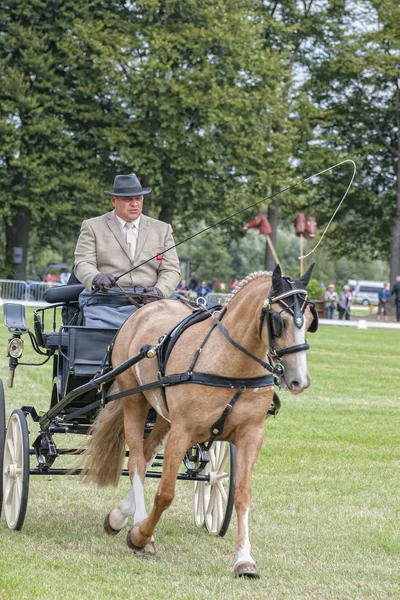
{"left": 105, "top": 372, "right": 275, "bottom": 403}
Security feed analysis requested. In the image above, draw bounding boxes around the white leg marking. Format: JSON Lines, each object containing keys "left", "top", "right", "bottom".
{"left": 109, "top": 484, "right": 136, "bottom": 530}
{"left": 234, "top": 508, "right": 255, "bottom": 567}
{"left": 132, "top": 468, "right": 148, "bottom": 525}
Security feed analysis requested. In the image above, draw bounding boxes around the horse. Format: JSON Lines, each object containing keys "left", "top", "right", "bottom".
{"left": 83, "top": 263, "right": 318, "bottom": 578}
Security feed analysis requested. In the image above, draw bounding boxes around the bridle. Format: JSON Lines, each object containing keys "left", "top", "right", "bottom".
{"left": 259, "top": 276, "right": 319, "bottom": 369}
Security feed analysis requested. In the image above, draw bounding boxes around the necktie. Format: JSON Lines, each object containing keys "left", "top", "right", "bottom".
{"left": 125, "top": 222, "right": 137, "bottom": 261}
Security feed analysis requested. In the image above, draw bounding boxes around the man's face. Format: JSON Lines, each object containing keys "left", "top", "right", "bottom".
{"left": 112, "top": 195, "right": 143, "bottom": 222}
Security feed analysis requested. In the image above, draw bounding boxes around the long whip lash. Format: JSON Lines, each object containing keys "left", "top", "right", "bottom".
{"left": 115, "top": 159, "right": 356, "bottom": 281}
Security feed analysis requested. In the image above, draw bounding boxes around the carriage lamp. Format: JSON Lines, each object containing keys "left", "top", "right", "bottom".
{"left": 8, "top": 337, "right": 24, "bottom": 359}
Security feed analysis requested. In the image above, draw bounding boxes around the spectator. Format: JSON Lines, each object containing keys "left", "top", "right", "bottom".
{"left": 195, "top": 280, "right": 211, "bottom": 298}
{"left": 377, "top": 282, "right": 391, "bottom": 322}
{"left": 176, "top": 278, "right": 191, "bottom": 297}
{"left": 338, "top": 284, "right": 353, "bottom": 320}
{"left": 229, "top": 278, "right": 239, "bottom": 293}
{"left": 392, "top": 275, "right": 400, "bottom": 322}
{"left": 323, "top": 283, "right": 338, "bottom": 319}
{"left": 59, "top": 268, "right": 71, "bottom": 286}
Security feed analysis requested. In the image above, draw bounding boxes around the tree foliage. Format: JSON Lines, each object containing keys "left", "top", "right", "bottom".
{"left": 0, "top": 0, "right": 131, "bottom": 277}
{"left": 300, "top": 0, "right": 400, "bottom": 284}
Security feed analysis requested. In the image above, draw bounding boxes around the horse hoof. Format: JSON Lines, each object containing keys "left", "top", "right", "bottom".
{"left": 104, "top": 513, "right": 121, "bottom": 536}
{"left": 126, "top": 529, "right": 157, "bottom": 557}
{"left": 234, "top": 562, "right": 259, "bottom": 579}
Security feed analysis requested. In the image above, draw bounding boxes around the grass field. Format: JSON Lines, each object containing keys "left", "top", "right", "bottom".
{"left": 0, "top": 308, "right": 399, "bottom": 600}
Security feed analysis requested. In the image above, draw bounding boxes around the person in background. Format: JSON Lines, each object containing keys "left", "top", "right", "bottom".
{"left": 377, "top": 282, "right": 391, "bottom": 322}
{"left": 195, "top": 280, "right": 211, "bottom": 298}
{"left": 323, "top": 283, "right": 338, "bottom": 319}
{"left": 229, "top": 278, "right": 239, "bottom": 293}
{"left": 338, "top": 284, "right": 353, "bottom": 320}
{"left": 59, "top": 268, "right": 70, "bottom": 286}
{"left": 391, "top": 275, "right": 400, "bottom": 322}
{"left": 176, "top": 278, "right": 190, "bottom": 297}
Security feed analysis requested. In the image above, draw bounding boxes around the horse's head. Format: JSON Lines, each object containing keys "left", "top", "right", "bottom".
{"left": 261, "top": 263, "right": 318, "bottom": 394}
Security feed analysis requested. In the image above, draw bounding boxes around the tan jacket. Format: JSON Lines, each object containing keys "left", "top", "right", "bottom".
{"left": 74, "top": 211, "right": 181, "bottom": 297}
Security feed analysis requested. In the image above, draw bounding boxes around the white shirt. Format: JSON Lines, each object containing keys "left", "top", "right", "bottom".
{"left": 115, "top": 214, "right": 141, "bottom": 241}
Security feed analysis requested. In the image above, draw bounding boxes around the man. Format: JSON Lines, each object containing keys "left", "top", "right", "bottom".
{"left": 391, "top": 275, "right": 400, "bottom": 322}
{"left": 74, "top": 173, "right": 181, "bottom": 302}
{"left": 195, "top": 280, "right": 211, "bottom": 298}
{"left": 176, "top": 278, "right": 191, "bottom": 297}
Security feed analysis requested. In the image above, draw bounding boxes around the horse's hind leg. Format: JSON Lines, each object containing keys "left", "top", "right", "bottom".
{"left": 233, "top": 426, "right": 265, "bottom": 579}
{"left": 143, "top": 414, "right": 170, "bottom": 470}
{"left": 105, "top": 395, "right": 150, "bottom": 541}
{"left": 127, "top": 427, "right": 190, "bottom": 553}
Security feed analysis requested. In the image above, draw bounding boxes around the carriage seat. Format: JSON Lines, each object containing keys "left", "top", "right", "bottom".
{"left": 44, "top": 284, "right": 85, "bottom": 304}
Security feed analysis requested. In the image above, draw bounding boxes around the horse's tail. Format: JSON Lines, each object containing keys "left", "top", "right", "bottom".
{"left": 83, "top": 384, "right": 125, "bottom": 487}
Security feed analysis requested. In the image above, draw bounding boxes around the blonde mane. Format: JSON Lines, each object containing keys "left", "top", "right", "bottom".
{"left": 225, "top": 271, "right": 272, "bottom": 306}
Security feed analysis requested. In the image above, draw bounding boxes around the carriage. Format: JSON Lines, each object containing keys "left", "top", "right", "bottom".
{"left": 1, "top": 265, "right": 318, "bottom": 577}
{"left": 0, "top": 284, "right": 235, "bottom": 535}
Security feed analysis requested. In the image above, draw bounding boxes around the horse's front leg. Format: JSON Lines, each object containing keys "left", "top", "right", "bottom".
{"left": 233, "top": 426, "right": 265, "bottom": 578}
{"left": 127, "top": 428, "right": 190, "bottom": 553}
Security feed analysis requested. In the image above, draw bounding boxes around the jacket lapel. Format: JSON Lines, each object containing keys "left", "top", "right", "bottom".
{"left": 135, "top": 215, "right": 150, "bottom": 260}
{"left": 106, "top": 211, "right": 131, "bottom": 260}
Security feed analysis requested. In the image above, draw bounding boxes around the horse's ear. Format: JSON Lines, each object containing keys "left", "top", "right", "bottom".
{"left": 297, "top": 262, "right": 315, "bottom": 289}
{"left": 272, "top": 263, "right": 283, "bottom": 294}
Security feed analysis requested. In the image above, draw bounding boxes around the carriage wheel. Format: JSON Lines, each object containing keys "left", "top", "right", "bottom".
{"left": 3, "top": 409, "right": 30, "bottom": 530}
{"left": 193, "top": 441, "right": 235, "bottom": 537}
{"left": 0, "top": 380, "right": 5, "bottom": 519}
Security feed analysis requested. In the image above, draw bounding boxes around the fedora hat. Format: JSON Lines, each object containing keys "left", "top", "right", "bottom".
{"left": 104, "top": 173, "right": 152, "bottom": 197}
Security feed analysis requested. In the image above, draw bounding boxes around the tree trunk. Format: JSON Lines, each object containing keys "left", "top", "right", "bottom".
{"left": 265, "top": 199, "right": 279, "bottom": 270}
{"left": 158, "top": 205, "right": 174, "bottom": 224}
{"left": 5, "top": 211, "right": 31, "bottom": 280}
{"left": 390, "top": 157, "right": 400, "bottom": 288}
{"left": 141, "top": 174, "right": 150, "bottom": 216}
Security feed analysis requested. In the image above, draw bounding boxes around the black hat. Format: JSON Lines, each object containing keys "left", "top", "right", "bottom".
{"left": 104, "top": 173, "right": 152, "bottom": 197}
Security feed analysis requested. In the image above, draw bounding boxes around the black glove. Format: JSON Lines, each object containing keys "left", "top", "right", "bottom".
{"left": 141, "top": 286, "right": 163, "bottom": 304}
{"left": 92, "top": 273, "right": 117, "bottom": 292}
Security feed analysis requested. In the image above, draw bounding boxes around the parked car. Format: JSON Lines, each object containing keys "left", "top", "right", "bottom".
{"left": 349, "top": 280, "right": 384, "bottom": 306}
{"left": 41, "top": 263, "right": 69, "bottom": 283}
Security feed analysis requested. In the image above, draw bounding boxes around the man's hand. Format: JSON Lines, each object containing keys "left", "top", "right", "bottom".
{"left": 141, "top": 286, "right": 163, "bottom": 304}
{"left": 92, "top": 273, "right": 117, "bottom": 292}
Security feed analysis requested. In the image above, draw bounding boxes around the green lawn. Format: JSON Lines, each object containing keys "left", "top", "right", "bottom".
{"left": 0, "top": 308, "right": 399, "bottom": 600}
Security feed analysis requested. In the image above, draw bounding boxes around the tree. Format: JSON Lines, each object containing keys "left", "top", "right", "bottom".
{"left": 302, "top": 0, "right": 400, "bottom": 285}
{"left": 0, "top": 0, "right": 131, "bottom": 278}
{"left": 113, "top": 0, "right": 299, "bottom": 237}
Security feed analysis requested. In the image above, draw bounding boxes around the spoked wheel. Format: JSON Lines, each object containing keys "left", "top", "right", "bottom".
{"left": 0, "top": 380, "right": 5, "bottom": 518}
{"left": 3, "top": 409, "right": 30, "bottom": 530}
{"left": 193, "top": 441, "right": 235, "bottom": 537}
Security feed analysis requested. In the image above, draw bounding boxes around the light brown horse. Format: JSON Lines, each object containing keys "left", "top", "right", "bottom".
{"left": 84, "top": 264, "right": 317, "bottom": 577}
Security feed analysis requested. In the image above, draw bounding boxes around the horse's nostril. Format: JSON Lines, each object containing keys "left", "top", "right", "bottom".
{"left": 290, "top": 380, "right": 300, "bottom": 388}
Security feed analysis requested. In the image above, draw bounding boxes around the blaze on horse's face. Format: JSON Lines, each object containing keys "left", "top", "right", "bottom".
{"left": 269, "top": 264, "right": 316, "bottom": 395}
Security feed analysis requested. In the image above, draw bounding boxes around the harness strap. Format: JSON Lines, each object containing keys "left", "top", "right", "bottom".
{"left": 213, "top": 315, "right": 275, "bottom": 374}
{"left": 276, "top": 343, "right": 310, "bottom": 357}
{"left": 105, "top": 372, "right": 275, "bottom": 403}
{"left": 206, "top": 386, "right": 246, "bottom": 450}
